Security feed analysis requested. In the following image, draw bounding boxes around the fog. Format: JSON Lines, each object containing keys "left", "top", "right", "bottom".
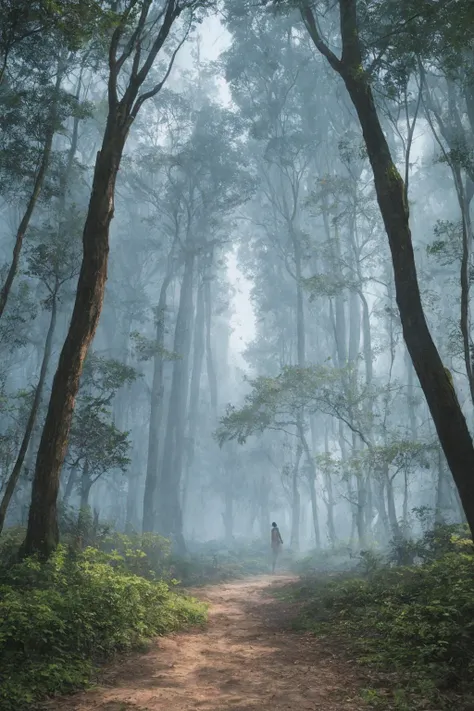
{"left": 1, "top": 1, "right": 472, "bottom": 558}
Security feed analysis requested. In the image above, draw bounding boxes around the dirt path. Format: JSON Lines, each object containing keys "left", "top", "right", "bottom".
{"left": 46, "top": 575, "right": 364, "bottom": 711}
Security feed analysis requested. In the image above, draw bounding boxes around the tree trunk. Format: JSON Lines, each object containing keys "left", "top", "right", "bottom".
{"left": 63, "top": 462, "right": 80, "bottom": 506}
{"left": 223, "top": 483, "right": 234, "bottom": 545}
{"left": 360, "top": 292, "right": 373, "bottom": 386}
{"left": 290, "top": 445, "right": 302, "bottom": 550}
{"left": 402, "top": 469, "right": 409, "bottom": 529}
{"left": 75, "top": 460, "right": 91, "bottom": 549}
{"left": 182, "top": 277, "right": 205, "bottom": 521}
{"left": 385, "top": 468, "right": 401, "bottom": 539}
{"left": 349, "top": 79, "right": 474, "bottom": 534}
{"left": 454, "top": 169, "right": 474, "bottom": 403}
{"left": 159, "top": 250, "right": 195, "bottom": 551}
{"left": 299, "top": 425, "right": 321, "bottom": 548}
{"left": 373, "top": 478, "right": 390, "bottom": 543}
{"left": 355, "top": 475, "right": 367, "bottom": 548}
{"left": 0, "top": 292, "right": 58, "bottom": 534}
{"left": 259, "top": 474, "right": 270, "bottom": 541}
{"left": 142, "top": 275, "right": 171, "bottom": 533}
{"left": 303, "top": 1, "right": 474, "bottom": 539}
{"left": 79, "top": 461, "right": 91, "bottom": 511}
{"left": 204, "top": 278, "right": 218, "bottom": 414}
{"left": 21, "top": 113, "right": 129, "bottom": 558}
{"left": 323, "top": 426, "right": 337, "bottom": 545}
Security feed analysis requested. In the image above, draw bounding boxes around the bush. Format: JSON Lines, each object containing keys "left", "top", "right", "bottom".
{"left": 99, "top": 530, "right": 172, "bottom": 579}
{"left": 0, "top": 545, "right": 206, "bottom": 710}
{"left": 285, "top": 541, "right": 474, "bottom": 709}
{"left": 389, "top": 521, "right": 472, "bottom": 566}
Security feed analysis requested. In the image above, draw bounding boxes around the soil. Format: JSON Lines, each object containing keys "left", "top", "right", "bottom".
{"left": 43, "top": 575, "right": 365, "bottom": 711}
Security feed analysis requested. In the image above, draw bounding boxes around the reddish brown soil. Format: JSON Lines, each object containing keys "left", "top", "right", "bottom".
{"left": 44, "top": 575, "right": 365, "bottom": 711}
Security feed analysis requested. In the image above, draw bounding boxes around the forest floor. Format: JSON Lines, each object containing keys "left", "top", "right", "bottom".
{"left": 43, "top": 575, "right": 366, "bottom": 711}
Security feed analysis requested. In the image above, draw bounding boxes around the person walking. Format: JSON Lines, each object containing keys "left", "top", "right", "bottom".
{"left": 271, "top": 521, "right": 283, "bottom": 574}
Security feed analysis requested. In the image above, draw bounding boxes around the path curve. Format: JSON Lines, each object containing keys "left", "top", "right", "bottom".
{"left": 45, "top": 575, "right": 364, "bottom": 711}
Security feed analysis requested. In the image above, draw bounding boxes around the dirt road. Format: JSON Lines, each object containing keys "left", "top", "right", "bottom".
{"left": 46, "top": 576, "right": 364, "bottom": 711}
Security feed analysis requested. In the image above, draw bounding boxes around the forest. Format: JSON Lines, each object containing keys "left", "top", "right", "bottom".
{"left": 1, "top": 1, "right": 474, "bottom": 710}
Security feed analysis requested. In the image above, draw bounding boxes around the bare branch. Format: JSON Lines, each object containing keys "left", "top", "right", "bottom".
{"left": 116, "top": 0, "right": 155, "bottom": 75}
{"left": 131, "top": 20, "right": 191, "bottom": 118}
{"left": 300, "top": 2, "right": 342, "bottom": 72}
{"left": 108, "top": 1, "right": 141, "bottom": 107}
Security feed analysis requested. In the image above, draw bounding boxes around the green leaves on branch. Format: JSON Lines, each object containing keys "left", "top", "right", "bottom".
{"left": 216, "top": 364, "right": 373, "bottom": 446}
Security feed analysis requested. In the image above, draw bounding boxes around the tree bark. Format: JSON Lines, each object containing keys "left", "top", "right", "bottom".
{"left": 302, "top": 0, "right": 474, "bottom": 540}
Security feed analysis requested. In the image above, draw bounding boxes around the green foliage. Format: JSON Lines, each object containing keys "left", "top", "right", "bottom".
{"left": 216, "top": 364, "right": 372, "bottom": 445}
{"left": 130, "top": 330, "right": 180, "bottom": 362}
{"left": 67, "top": 353, "right": 138, "bottom": 487}
{"left": 389, "top": 520, "right": 472, "bottom": 565}
{"left": 100, "top": 531, "right": 172, "bottom": 580}
{"left": 303, "top": 272, "right": 358, "bottom": 299}
{"left": 426, "top": 220, "right": 462, "bottom": 267}
{"left": 0, "top": 542, "right": 206, "bottom": 710}
{"left": 0, "top": 279, "right": 37, "bottom": 351}
{"left": 284, "top": 527, "right": 474, "bottom": 710}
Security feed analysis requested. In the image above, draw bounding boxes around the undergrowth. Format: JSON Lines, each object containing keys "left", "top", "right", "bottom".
{"left": 171, "top": 539, "right": 279, "bottom": 586}
{"left": 0, "top": 536, "right": 206, "bottom": 710}
{"left": 279, "top": 523, "right": 474, "bottom": 710}
{"left": 0, "top": 514, "right": 284, "bottom": 708}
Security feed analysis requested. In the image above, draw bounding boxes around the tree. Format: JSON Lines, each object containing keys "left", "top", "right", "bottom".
{"left": 22, "top": 0, "right": 210, "bottom": 559}
{"left": 0, "top": 1, "right": 103, "bottom": 317}
{"left": 67, "top": 354, "right": 135, "bottom": 513}
{"left": 266, "top": 0, "right": 474, "bottom": 539}
{"left": 0, "top": 207, "right": 82, "bottom": 533}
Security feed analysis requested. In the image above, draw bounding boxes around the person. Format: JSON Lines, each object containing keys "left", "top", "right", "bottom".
{"left": 271, "top": 521, "right": 283, "bottom": 573}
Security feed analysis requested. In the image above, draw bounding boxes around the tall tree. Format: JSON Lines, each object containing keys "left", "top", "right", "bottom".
{"left": 22, "top": 0, "right": 209, "bottom": 559}
{"left": 266, "top": 0, "right": 474, "bottom": 538}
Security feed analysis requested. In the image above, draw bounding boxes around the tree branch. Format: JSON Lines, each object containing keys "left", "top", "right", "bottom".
{"left": 131, "top": 19, "right": 191, "bottom": 118}
{"left": 299, "top": 2, "right": 342, "bottom": 72}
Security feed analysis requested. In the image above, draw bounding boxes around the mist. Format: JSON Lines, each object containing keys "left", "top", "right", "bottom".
{"left": 1, "top": 0, "right": 473, "bottom": 559}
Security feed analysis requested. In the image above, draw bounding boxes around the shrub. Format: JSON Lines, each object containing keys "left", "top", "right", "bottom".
{"left": 0, "top": 545, "right": 206, "bottom": 710}
{"left": 99, "top": 530, "right": 172, "bottom": 579}
{"left": 285, "top": 544, "right": 474, "bottom": 709}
